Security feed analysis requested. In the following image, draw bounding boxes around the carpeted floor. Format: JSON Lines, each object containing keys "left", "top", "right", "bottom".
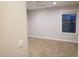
{"left": 28, "top": 37, "right": 78, "bottom": 57}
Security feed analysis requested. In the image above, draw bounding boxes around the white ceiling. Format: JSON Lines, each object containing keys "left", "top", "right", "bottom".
{"left": 27, "top": 1, "right": 79, "bottom": 10}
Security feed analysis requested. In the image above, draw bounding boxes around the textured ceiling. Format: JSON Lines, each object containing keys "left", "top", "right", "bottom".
{"left": 27, "top": 1, "right": 79, "bottom": 10}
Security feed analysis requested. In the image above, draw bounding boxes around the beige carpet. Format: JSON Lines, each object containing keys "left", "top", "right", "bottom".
{"left": 28, "top": 37, "right": 78, "bottom": 57}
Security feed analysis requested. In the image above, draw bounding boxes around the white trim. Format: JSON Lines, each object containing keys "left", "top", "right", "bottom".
{"left": 28, "top": 35, "right": 78, "bottom": 43}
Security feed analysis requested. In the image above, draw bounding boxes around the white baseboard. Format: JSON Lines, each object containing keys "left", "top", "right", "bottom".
{"left": 28, "top": 35, "right": 78, "bottom": 43}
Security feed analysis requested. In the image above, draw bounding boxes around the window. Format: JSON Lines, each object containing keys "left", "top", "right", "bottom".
{"left": 62, "top": 14, "right": 76, "bottom": 33}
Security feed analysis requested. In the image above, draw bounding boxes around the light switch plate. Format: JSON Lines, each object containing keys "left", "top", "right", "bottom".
{"left": 18, "top": 40, "right": 24, "bottom": 49}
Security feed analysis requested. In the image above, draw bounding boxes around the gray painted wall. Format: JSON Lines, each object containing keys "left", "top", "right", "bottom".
{"left": 27, "top": 6, "right": 78, "bottom": 43}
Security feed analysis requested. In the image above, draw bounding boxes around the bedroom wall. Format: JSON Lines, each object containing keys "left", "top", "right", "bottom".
{"left": 27, "top": 6, "right": 78, "bottom": 43}
{"left": 0, "top": 2, "right": 27, "bottom": 56}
